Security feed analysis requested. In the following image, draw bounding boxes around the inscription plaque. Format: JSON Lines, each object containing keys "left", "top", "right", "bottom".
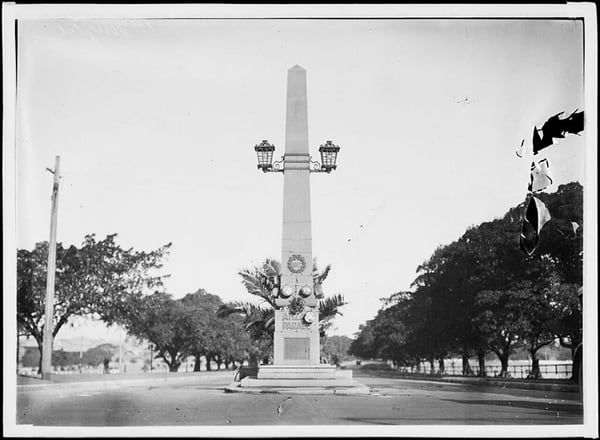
{"left": 284, "top": 337, "right": 310, "bottom": 360}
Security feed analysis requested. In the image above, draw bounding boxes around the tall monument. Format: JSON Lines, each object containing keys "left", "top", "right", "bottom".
{"left": 250, "top": 65, "right": 344, "bottom": 382}
{"left": 273, "top": 65, "right": 320, "bottom": 371}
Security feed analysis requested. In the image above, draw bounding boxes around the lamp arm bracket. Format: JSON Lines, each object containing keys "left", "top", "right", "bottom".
{"left": 271, "top": 156, "right": 285, "bottom": 172}
{"left": 309, "top": 156, "right": 325, "bottom": 173}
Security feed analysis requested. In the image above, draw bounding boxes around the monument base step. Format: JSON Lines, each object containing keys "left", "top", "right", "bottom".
{"left": 240, "top": 376, "right": 354, "bottom": 388}
{"left": 257, "top": 364, "right": 339, "bottom": 380}
{"left": 225, "top": 378, "right": 369, "bottom": 395}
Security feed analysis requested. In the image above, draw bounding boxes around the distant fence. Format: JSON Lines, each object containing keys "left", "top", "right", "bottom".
{"left": 393, "top": 360, "right": 573, "bottom": 379}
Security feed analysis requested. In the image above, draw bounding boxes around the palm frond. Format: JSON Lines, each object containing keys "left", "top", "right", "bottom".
{"left": 238, "top": 270, "right": 271, "bottom": 298}
{"left": 216, "top": 303, "right": 243, "bottom": 318}
{"left": 318, "top": 294, "right": 346, "bottom": 320}
{"left": 244, "top": 309, "right": 275, "bottom": 332}
{"left": 313, "top": 261, "right": 332, "bottom": 285}
{"left": 265, "top": 316, "right": 275, "bottom": 329}
{"left": 239, "top": 264, "right": 281, "bottom": 303}
{"left": 218, "top": 301, "right": 273, "bottom": 320}
{"left": 262, "top": 258, "right": 281, "bottom": 277}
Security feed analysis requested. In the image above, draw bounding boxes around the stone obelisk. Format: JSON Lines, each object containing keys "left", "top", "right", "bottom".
{"left": 236, "top": 66, "right": 360, "bottom": 389}
{"left": 258, "top": 65, "right": 334, "bottom": 379}
{"left": 277, "top": 65, "right": 319, "bottom": 365}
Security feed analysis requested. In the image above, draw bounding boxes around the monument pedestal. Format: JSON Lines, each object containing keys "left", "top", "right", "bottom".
{"left": 257, "top": 364, "right": 337, "bottom": 379}
{"left": 242, "top": 368, "right": 354, "bottom": 388}
{"left": 231, "top": 365, "right": 361, "bottom": 392}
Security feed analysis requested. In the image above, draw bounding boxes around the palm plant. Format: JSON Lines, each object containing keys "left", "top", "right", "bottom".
{"left": 317, "top": 293, "right": 346, "bottom": 337}
{"left": 218, "top": 258, "right": 346, "bottom": 341}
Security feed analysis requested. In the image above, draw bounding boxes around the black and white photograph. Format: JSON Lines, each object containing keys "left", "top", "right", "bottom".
{"left": 3, "top": 3, "right": 597, "bottom": 437}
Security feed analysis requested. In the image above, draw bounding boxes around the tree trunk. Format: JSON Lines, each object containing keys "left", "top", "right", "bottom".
{"left": 527, "top": 344, "right": 542, "bottom": 379}
{"left": 530, "top": 355, "right": 541, "bottom": 379}
{"left": 429, "top": 357, "right": 435, "bottom": 375}
{"left": 462, "top": 351, "right": 474, "bottom": 376}
{"left": 37, "top": 345, "right": 43, "bottom": 375}
{"left": 205, "top": 354, "right": 212, "bottom": 371}
{"left": 438, "top": 357, "right": 445, "bottom": 375}
{"left": 477, "top": 349, "right": 486, "bottom": 377}
{"left": 33, "top": 334, "right": 44, "bottom": 375}
{"left": 499, "top": 355, "right": 509, "bottom": 377}
{"left": 496, "top": 348, "right": 510, "bottom": 378}
{"left": 193, "top": 354, "right": 202, "bottom": 372}
{"left": 572, "top": 343, "right": 583, "bottom": 384}
{"left": 163, "top": 351, "right": 181, "bottom": 373}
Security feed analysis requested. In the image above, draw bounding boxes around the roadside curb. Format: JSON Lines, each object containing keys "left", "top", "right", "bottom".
{"left": 17, "top": 374, "right": 228, "bottom": 392}
{"left": 359, "top": 373, "right": 580, "bottom": 394}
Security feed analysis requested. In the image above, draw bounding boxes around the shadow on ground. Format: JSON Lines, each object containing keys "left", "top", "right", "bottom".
{"left": 440, "top": 398, "right": 582, "bottom": 414}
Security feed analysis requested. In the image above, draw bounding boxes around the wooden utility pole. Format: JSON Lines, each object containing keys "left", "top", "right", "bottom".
{"left": 41, "top": 156, "right": 60, "bottom": 380}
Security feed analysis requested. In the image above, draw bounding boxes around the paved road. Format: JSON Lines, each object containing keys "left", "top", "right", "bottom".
{"left": 16, "top": 373, "right": 582, "bottom": 426}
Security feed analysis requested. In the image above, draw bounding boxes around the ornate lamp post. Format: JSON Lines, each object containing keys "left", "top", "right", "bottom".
{"left": 252, "top": 65, "right": 340, "bottom": 380}
{"left": 254, "top": 139, "right": 340, "bottom": 174}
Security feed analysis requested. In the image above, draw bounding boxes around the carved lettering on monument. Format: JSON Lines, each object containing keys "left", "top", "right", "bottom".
{"left": 281, "top": 312, "right": 310, "bottom": 331}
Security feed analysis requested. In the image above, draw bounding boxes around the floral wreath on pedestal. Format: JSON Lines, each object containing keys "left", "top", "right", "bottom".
{"left": 288, "top": 296, "right": 305, "bottom": 315}
{"left": 287, "top": 254, "right": 307, "bottom": 274}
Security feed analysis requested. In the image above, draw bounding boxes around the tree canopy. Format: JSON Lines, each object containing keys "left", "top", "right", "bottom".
{"left": 114, "top": 288, "right": 254, "bottom": 372}
{"left": 350, "top": 182, "right": 583, "bottom": 379}
{"left": 17, "top": 234, "right": 171, "bottom": 370}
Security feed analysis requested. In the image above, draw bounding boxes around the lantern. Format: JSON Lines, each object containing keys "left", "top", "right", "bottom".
{"left": 254, "top": 140, "right": 275, "bottom": 172}
{"left": 318, "top": 140, "right": 340, "bottom": 173}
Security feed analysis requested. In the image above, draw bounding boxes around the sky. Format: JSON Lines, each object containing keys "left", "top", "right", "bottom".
{"left": 14, "top": 17, "right": 586, "bottom": 341}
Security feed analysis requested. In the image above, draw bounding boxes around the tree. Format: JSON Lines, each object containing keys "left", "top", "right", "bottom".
{"left": 20, "top": 344, "right": 117, "bottom": 371}
{"left": 349, "top": 293, "right": 421, "bottom": 370}
{"left": 350, "top": 182, "right": 583, "bottom": 379}
{"left": 551, "top": 283, "right": 582, "bottom": 357}
{"left": 116, "top": 288, "right": 255, "bottom": 372}
{"left": 474, "top": 287, "right": 534, "bottom": 377}
{"left": 535, "top": 183, "right": 584, "bottom": 365}
{"left": 535, "top": 182, "right": 583, "bottom": 286}
{"left": 17, "top": 234, "right": 171, "bottom": 372}
{"left": 215, "top": 315, "right": 255, "bottom": 370}
{"left": 179, "top": 289, "right": 236, "bottom": 371}
{"left": 117, "top": 292, "right": 191, "bottom": 372}
{"left": 21, "top": 347, "right": 41, "bottom": 368}
{"left": 348, "top": 322, "right": 377, "bottom": 360}
{"left": 516, "top": 275, "right": 570, "bottom": 379}
{"left": 82, "top": 344, "right": 118, "bottom": 367}
{"left": 52, "top": 349, "right": 81, "bottom": 370}
{"left": 374, "top": 304, "right": 414, "bottom": 369}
